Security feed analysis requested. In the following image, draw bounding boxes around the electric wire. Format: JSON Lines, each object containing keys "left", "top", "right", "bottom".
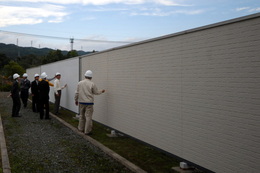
{"left": 0, "top": 30, "right": 133, "bottom": 44}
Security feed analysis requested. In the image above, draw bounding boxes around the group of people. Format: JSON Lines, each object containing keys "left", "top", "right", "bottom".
{"left": 10, "top": 72, "right": 67, "bottom": 119}
{"left": 10, "top": 70, "right": 105, "bottom": 135}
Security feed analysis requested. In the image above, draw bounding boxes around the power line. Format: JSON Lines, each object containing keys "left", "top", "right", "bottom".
{"left": 0, "top": 30, "right": 133, "bottom": 44}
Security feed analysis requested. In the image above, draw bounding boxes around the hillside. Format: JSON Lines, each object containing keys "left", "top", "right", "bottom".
{"left": 0, "top": 43, "right": 91, "bottom": 59}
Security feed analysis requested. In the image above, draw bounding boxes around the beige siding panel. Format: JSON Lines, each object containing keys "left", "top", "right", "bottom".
{"left": 80, "top": 14, "right": 260, "bottom": 172}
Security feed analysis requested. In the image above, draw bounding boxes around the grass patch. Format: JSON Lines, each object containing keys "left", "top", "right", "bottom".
{"left": 52, "top": 104, "right": 180, "bottom": 173}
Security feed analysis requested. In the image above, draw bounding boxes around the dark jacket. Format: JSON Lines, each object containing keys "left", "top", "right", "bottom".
{"left": 31, "top": 80, "right": 39, "bottom": 96}
{"left": 11, "top": 80, "right": 20, "bottom": 98}
{"left": 20, "top": 78, "right": 31, "bottom": 91}
{"left": 38, "top": 80, "right": 50, "bottom": 100}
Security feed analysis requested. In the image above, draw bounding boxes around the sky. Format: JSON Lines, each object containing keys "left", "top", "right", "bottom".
{"left": 0, "top": 0, "right": 259, "bottom": 52}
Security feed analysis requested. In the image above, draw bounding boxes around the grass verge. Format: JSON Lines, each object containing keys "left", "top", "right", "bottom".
{"left": 52, "top": 104, "right": 180, "bottom": 173}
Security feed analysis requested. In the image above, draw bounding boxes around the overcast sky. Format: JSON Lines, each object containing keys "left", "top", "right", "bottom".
{"left": 0, "top": 0, "right": 259, "bottom": 51}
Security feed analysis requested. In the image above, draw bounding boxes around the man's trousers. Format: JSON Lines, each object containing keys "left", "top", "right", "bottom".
{"left": 12, "top": 96, "right": 21, "bottom": 117}
{"left": 54, "top": 90, "right": 61, "bottom": 114}
{"left": 78, "top": 104, "right": 93, "bottom": 134}
{"left": 20, "top": 89, "right": 29, "bottom": 107}
{"left": 32, "top": 95, "right": 39, "bottom": 112}
{"left": 39, "top": 98, "right": 49, "bottom": 119}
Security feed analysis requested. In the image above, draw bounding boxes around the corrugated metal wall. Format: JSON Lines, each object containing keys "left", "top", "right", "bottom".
{"left": 27, "top": 13, "right": 260, "bottom": 173}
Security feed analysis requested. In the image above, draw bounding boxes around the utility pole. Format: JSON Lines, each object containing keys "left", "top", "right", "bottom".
{"left": 70, "top": 37, "right": 74, "bottom": 51}
{"left": 17, "top": 38, "right": 20, "bottom": 58}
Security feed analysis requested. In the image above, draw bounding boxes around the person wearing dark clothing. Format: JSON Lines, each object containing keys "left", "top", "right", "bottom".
{"left": 20, "top": 73, "right": 31, "bottom": 108}
{"left": 10, "top": 73, "right": 21, "bottom": 117}
{"left": 38, "top": 72, "right": 50, "bottom": 119}
{"left": 31, "top": 73, "right": 40, "bottom": 112}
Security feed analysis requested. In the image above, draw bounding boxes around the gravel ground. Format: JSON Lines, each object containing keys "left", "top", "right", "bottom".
{"left": 0, "top": 92, "right": 132, "bottom": 173}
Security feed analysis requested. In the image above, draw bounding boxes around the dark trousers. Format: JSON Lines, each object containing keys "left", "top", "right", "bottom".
{"left": 20, "top": 89, "right": 29, "bottom": 107}
{"left": 54, "top": 90, "right": 61, "bottom": 114}
{"left": 32, "top": 95, "right": 39, "bottom": 112}
{"left": 12, "top": 96, "right": 21, "bottom": 117}
{"left": 39, "top": 98, "right": 49, "bottom": 119}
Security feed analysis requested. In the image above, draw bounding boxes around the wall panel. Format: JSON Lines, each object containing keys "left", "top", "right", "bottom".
{"left": 79, "top": 14, "right": 260, "bottom": 173}
{"left": 40, "top": 57, "right": 79, "bottom": 113}
{"left": 26, "top": 66, "right": 41, "bottom": 84}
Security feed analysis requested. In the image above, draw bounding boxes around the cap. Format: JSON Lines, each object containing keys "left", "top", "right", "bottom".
{"left": 84, "top": 70, "right": 93, "bottom": 77}
{"left": 13, "top": 73, "right": 20, "bottom": 79}
{"left": 41, "top": 72, "right": 48, "bottom": 79}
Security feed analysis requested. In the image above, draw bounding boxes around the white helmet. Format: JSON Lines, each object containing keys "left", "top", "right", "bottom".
{"left": 56, "top": 72, "right": 61, "bottom": 76}
{"left": 23, "top": 73, "right": 28, "bottom": 77}
{"left": 13, "top": 73, "right": 20, "bottom": 79}
{"left": 41, "top": 72, "right": 48, "bottom": 79}
{"left": 34, "top": 73, "right": 39, "bottom": 77}
{"left": 84, "top": 70, "right": 93, "bottom": 78}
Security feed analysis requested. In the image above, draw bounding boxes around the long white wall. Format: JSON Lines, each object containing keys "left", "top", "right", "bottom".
{"left": 27, "top": 13, "right": 260, "bottom": 173}
{"left": 27, "top": 57, "right": 79, "bottom": 113}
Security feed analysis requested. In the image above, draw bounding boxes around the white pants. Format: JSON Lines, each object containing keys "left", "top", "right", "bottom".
{"left": 78, "top": 104, "right": 94, "bottom": 134}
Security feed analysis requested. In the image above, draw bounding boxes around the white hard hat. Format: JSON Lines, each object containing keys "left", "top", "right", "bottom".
{"left": 56, "top": 72, "right": 61, "bottom": 76}
{"left": 34, "top": 74, "right": 39, "bottom": 77}
{"left": 41, "top": 72, "right": 48, "bottom": 79}
{"left": 13, "top": 73, "right": 20, "bottom": 79}
{"left": 23, "top": 73, "right": 28, "bottom": 77}
{"left": 84, "top": 70, "right": 93, "bottom": 77}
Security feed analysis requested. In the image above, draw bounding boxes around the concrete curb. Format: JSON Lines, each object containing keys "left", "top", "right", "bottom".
{"left": 50, "top": 112, "right": 147, "bottom": 173}
{"left": 0, "top": 115, "right": 11, "bottom": 173}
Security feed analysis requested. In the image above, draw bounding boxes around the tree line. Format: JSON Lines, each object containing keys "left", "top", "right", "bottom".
{"left": 0, "top": 49, "right": 83, "bottom": 91}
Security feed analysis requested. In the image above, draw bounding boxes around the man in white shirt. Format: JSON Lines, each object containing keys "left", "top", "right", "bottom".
{"left": 74, "top": 70, "right": 105, "bottom": 135}
{"left": 53, "top": 72, "right": 67, "bottom": 115}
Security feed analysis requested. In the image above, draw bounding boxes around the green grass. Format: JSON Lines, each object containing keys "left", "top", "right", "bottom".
{"left": 53, "top": 104, "right": 180, "bottom": 173}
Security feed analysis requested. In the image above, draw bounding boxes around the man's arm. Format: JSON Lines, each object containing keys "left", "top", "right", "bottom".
{"left": 92, "top": 84, "right": 105, "bottom": 95}
{"left": 74, "top": 84, "right": 79, "bottom": 106}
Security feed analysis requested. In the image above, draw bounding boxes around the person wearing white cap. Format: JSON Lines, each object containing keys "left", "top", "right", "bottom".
{"left": 31, "top": 73, "right": 40, "bottom": 112}
{"left": 38, "top": 72, "right": 50, "bottom": 119}
{"left": 20, "top": 73, "right": 31, "bottom": 108}
{"left": 74, "top": 70, "right": 105, "bottom": 135}
{"left": 39, "top": 72, "right": 55, "bottom": 87}
{"left": 53, "top": 72, "right": 67, "bottom": 115}
{"left": 10, "top": 73, "right": 21, "bottom": 117}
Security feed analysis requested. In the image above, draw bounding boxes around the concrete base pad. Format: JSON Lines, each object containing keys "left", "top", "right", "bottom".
{"left": 172, "top": 167, "right": 194, "bottom": 173}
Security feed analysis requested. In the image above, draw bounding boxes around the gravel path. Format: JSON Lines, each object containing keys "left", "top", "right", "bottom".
{"left": 0, "top": 92, "right": 132, "bottom": 173}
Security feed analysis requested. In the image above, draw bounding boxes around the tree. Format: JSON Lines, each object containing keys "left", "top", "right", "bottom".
{"left": 3, "top": 61, "right": 25, "bottom": 78}
{"left": 17, "top": 54, "right": 41, "bottom": 69}
{"left": 41, "top": 49, "right": 65, "bottom": 64}
{"left": 67, "top": 50, "right": 78, "bottom": 58}
{"left": 0, "top": 53, "right": 11, "bottom": 70}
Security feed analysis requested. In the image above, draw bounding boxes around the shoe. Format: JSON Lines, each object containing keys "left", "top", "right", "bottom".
{"left": 85, "top": 132, "right": 93, "bottom": 135}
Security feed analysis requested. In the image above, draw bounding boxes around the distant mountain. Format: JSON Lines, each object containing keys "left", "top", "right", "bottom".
{"left": 0, "top": 43, "right": 91, "bottom": 59}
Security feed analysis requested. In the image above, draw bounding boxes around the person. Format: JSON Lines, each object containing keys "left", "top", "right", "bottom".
{"left": 53, "top": 72, "right": 67, "bottom": 115}
{"left": 31, "top": 73, "right": 40, "bottom": 112}
{"left": 74, "top": 70, "right": 105, "bottom": 135}
{"left": 39, "top": 75, "right": 55, "bottom": 87}
{"left": 20, "top": 73, "right": 31, "bottom": 108}
{"left": 38, "top": 72, "right": 50, "bottom": 120}
{"left": 10, "top": 73, "right": 21, "bottom": 117}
